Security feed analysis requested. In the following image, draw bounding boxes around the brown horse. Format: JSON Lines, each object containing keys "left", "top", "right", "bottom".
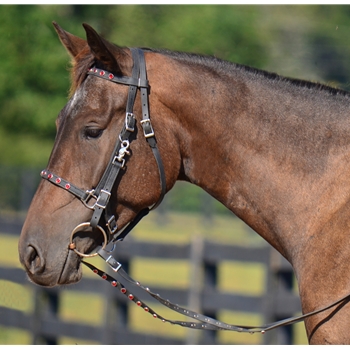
{"left": 18, "top": 22, "right": 350, "bottom": 344}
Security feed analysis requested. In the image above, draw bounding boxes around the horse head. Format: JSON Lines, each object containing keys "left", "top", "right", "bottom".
{"left": 18, "top": 23, "right": 181, "bottom": 287}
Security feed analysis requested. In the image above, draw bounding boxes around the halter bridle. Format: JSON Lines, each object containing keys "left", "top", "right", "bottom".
{"left": 40, "top": 47, "right": 350, "bottom": 338}
{"left": 41, "top": 48, "right": 166, "bottom": 257}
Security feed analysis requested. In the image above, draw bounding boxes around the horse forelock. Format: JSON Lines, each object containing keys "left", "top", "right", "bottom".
{"left": 69, "top": 47, "right": 94, "bottom": 97}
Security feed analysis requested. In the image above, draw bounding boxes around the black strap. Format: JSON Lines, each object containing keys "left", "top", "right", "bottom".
{"left": 83, "top": 258, "right": 350, "bottom": 334}
{"left": 87, "top": 68, "right": 148, "bottom": 88}
{"left": 41, "top": 48, "right": 167, "bottom": 244}
{"left": 40, "top": 170, "right": 89, "bottom": 202}
{"left": 136, "top": 48, "right": 166, "bottom": 209}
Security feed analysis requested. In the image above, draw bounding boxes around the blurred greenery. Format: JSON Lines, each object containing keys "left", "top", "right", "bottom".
{"left": 1, "top": 4, "right": 350, "bottom": 211}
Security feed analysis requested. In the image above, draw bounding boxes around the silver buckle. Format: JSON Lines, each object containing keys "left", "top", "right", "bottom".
{"left": 95, "top": 189, "right": 111, "bottom": 210}
{"left": 125, "top": 112, "right": 135, "bottom": 132}
{"left": 81, "top": 189, "right": 97, "bottom": 210}
{"left": 106, "top": 215, "right": 118, "bottom": 235}
{"left": 140, "top": 119, "right": 155, "bottom": 138}
{"left": 106, "top": 255, "right": 122, "bottom": 272}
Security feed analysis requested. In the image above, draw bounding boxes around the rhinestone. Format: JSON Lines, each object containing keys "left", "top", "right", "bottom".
{"left": 93, "top": 269, "right": 98, "bottom": 274}
{"left": 136, "top": 301, "right": 142, "bottom": 306}
{"left": 100, "top": 70, "right": 105, "bottom": 76}
{"left": 128, "top": 294, "right": 134, "bottom": 300}
{"left": 65, "top": 184, "right": 71, "bottom": 190}
{"left": 111, "top": 281, "right": 117, "bottom": 287}
{"left": 144, "top": 307, "right": 149, "bottom": 312}
{"left": 55, "top": 178, "right": 61, "bottom": 184}
{"left": 121, "top": 288, "right": 127, "bottom": 294}
{"left": 108, "top": 73, "right": 114, "bottom": 79}
{"left": 153, "top": 314, "right": 157, "bottom": 318}
{"left": 48, "top": 174, "right": 53, "bottom": 179}
{"left": 102, "top": 274, "right": 107, "bottom": 280}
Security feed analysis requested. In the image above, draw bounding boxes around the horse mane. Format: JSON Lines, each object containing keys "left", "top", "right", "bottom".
{"left": 144, "top": 47, "right": 350, "bottom": 98}
{"left": 70, "top": 45, "right": 350, "bottom": 99}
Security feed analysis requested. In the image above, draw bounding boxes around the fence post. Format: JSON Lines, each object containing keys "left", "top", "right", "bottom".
{"left": 266, "top": 248, "right": 295, "bottom": 345}
{"left": 201, "top": 252, "right": 218, "bottom": 345}
{"left": 186, "top": 234, "right": 204, "bottom": 345}
{"left": 31, "top": 287, "right": 59, "bottom": 345}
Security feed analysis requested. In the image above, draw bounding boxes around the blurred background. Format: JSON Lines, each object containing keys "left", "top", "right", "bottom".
{"left": 1, "top": 4, "right": 350, "bottom": 345}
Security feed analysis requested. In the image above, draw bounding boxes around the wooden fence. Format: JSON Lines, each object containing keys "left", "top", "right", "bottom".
{"left": 0, "top": 214, "right": 303, "bottom": 345}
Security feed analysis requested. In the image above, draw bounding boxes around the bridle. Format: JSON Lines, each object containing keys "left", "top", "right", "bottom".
{"left": 41, "top": 48, "right": 166, "bottom": 257}
{"left": 40, "top": 47, "right": 350, "bottom": 337}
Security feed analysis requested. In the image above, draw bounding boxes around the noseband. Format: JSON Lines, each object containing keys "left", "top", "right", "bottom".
{"left": 41, "top": 48, "right": 166, "bottom": 257}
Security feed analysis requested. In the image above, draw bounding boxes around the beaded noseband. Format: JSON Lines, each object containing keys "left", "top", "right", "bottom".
{"left": 41, "top": 47, "right": 350, "bottom": 337}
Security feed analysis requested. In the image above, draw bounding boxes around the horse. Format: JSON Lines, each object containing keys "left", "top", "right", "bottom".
{"left": 18, "top": 22, "right": 350, "bottom": 344}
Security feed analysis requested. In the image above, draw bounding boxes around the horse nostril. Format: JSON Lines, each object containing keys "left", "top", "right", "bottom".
{"left": 25, "top": 245, "right": 45, "bottom": 275}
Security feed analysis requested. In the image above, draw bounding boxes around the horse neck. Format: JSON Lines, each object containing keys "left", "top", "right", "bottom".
{"left": 153, "top": 54, "right": 350, "bottom": 259}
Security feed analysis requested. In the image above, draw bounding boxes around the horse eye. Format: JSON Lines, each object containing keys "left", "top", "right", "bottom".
{"left": 84, "top": 127, "right": 103, "bottom": 139}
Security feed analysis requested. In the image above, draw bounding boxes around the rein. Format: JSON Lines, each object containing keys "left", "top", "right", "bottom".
{"left": 81, "top": 259, "right": 350, "bottom": 335}
{"left": 40, "top": 47, "right": 350, "bottom": 337}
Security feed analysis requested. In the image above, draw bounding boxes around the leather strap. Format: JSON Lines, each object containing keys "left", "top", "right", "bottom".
{"left": 83, "top": 258, "right": 350, "bottom": 334}
{"left": 41, "top": 48, "right": 167, "bottom": 244}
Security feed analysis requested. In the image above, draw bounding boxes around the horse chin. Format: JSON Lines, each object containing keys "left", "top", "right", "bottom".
{"left": 57, "top": 250, "right": 83, "bottom": 286}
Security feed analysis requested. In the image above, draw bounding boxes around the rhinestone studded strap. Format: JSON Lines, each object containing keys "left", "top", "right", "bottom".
{"left": 40, "top": 170, "right": 89, "bottom": 202}
{"left": 83, "top": 258, "right": 350, "bottom": 335}
{"left": 82, "top": 260, "right": 265, "bottom": 333}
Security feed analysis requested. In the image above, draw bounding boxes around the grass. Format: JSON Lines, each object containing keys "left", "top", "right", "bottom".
{"left": 0, "top": 210, "right": 308, "bottom": 345}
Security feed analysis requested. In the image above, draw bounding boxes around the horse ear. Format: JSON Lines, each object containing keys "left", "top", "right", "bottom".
{"left": 52, "top": 21, "right": 87, "bottom": 58}
{"left": 82, "top": 23, "right": 126, "bottom": 75}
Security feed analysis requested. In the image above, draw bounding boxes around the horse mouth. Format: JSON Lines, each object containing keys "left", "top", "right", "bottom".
{"left": 57, "top": 249, "right": 83, "bottom": 285}
{"left": 57, "top": 225, "right": 105, "bottom": 285}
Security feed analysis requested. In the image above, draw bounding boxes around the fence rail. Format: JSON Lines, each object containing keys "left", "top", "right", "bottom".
{"left": 0, "top": 215, "right": 303, "bottom": 345}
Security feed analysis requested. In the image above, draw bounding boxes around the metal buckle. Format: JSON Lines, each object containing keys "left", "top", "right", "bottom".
{"left": 95, "top": 189, "right": 111, "bottom": 210}
{"left": 81, "top": 189, "right": 97, "bottom": 210}
{"left": 140, "top": 119, "right": 155, "bottom": 138}
{"left": 106, "top": 215, "right": 118, "bottom": 235}
{"left": 105, "top": 255, "right": 122, "bottom": 272}
{"left": 125, "top": 112, "right": 135, "bottom": 132}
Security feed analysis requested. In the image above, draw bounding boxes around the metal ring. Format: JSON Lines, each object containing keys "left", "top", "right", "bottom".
{"left": 69, "top": 222, "right": 108, "bottom": 258}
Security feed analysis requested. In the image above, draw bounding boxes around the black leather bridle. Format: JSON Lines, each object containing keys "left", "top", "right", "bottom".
{"left": 40, "top": 47, "right": 350, "bottom": 337}
{"left": 41, "top": 48, "right": 166, "bottom": 257}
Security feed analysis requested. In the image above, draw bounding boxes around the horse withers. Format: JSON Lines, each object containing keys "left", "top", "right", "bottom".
{"left": 18, "top": 22, "right": 350, "bottom": 344}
